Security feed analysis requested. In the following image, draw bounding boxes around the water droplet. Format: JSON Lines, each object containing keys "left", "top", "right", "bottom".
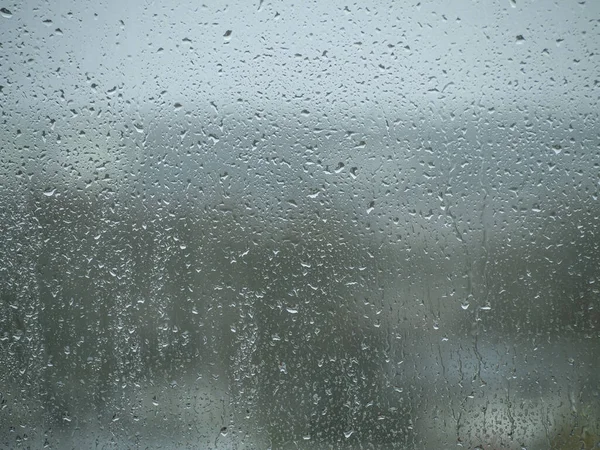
{"left": 367, "top": 201, "right": 375, "bottom": 214}
{"left": 0, "top": 7, "right": 12, "bottom": 18}
{"left": 279, "top": 361, "right": 287, "bottom": 374}
{"left": 344, "top": 429, "right": 354, "bottom": 438}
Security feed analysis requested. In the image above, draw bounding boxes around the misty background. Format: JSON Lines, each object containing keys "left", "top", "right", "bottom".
{"left": 1, "top": 0, "right": 599, "bottom": 449}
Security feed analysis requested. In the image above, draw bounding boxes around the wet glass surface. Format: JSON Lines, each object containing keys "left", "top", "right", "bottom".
{"left": 1, "top": 1, "right": 599, "bottom": 448}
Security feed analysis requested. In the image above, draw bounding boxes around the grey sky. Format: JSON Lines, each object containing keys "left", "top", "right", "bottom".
{"left": 1, "top": 0, "right": 598, "bottom": 243}
{"left": 2, "top": 0, "right": 598, "bottom": 115}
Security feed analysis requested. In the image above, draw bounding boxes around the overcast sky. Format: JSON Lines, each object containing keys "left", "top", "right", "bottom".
{"left": 2, "top": 0, "right": 598, "bottom": 117}
{"left": 1, "top": 0, "right": 598, "bottom": 245}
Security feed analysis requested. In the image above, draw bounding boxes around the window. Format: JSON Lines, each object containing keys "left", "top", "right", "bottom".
{"left": 1, "top": 1, "right": 599, "bottom": 448}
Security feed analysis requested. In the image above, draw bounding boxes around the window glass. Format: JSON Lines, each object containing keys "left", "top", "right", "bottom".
{"left": 1, "top": 1, "right": 599, "bottom": 448}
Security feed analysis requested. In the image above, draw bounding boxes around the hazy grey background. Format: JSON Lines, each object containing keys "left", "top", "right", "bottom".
{"left": 2, "top": 0, "right": 599, "bottom": 236}
{"left": 1, "top": 0, "right": 599, "bottom": 449}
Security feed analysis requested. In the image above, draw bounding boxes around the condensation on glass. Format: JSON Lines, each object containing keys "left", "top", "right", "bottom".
{"left": 1, "top": 1, "right": 599, "bottom": 449}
